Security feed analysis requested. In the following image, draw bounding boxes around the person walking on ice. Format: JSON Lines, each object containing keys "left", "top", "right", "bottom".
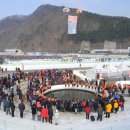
{"left": 18, "top": 100, "right": 25, "bottom": 118}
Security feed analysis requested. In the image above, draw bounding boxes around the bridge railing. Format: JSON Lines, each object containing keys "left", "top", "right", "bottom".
{"left": 43, "top": 84, "right": 98, "bottom": 94}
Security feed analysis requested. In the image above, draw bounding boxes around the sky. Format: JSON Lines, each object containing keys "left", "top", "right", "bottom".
{"left": 0, "top": 0, "right": 130, "bottom": 20}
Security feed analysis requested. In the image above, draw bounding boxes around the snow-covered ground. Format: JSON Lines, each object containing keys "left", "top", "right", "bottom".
{"left": 0, "top": 97, "right": 130, "bottom": 130}
{"left": 1, "top": 59, "right": 130, "bottom": 71}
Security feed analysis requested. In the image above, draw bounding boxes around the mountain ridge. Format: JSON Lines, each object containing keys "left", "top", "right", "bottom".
{"left": 0, "top": 4, "right": 130, "bottom": 52}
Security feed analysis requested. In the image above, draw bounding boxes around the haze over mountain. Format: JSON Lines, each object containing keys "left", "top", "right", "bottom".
{"left": 0, "top": 4, "right": 130, "bottom": 52}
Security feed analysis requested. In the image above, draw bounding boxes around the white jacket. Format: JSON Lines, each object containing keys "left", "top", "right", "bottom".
{"left": 54, "top": 111, "right": 59, "bottom": 119}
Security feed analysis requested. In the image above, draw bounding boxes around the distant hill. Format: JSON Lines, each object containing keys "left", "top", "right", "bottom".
{"left": 0, "top": 4, "right": 130, "bottom": 52}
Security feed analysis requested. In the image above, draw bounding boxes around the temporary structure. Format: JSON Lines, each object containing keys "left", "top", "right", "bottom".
{"left": 117, "top": 63, "right": 130, "bottom": 72}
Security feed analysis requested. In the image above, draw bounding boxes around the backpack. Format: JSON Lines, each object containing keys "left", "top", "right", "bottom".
{"left": 90, "top": 116, "right": 95, "bottom": 121}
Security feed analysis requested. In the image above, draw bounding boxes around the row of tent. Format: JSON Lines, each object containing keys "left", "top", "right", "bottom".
{"left": 63, "top": 7, "right": 83, "bottom": 14}
{"left": 76, "top": 63, "right": 130, "bottom": 81}
{"left": 95, "top": 63, "right": 130, "bottom": 73}
{"left": 94, "top": 63, "right": 130, "bottom": 79}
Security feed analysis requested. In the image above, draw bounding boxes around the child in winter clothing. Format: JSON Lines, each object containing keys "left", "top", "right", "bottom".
{"left": 85, "top": 105, "right": 91, "bottom": 119}
{"left": 97, "top": 104, "right": 103, "bottom": 121}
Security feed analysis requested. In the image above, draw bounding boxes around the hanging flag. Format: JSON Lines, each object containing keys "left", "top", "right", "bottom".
{"left": 128, "top": 72, "right": 130, "bottom": 77}
{"left": 68, "top": 15, "right": 78, "bottom": 34}
{"left": 76, "top": 9, "right": 83, "bottom": 14}
{"left": 63, "top": 7, "right": 70, "bottom": 13}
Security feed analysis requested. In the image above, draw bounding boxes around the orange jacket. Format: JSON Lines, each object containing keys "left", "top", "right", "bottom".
{"left": 82, "top": 101, "right": 86, "bottom": 107}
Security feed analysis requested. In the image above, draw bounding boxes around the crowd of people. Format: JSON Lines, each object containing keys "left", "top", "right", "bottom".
{"left": 0, "top": 55, "right": 82, "bottom": 62}
{"left": 0, "top": 57, "right": 4, "bottom": 64}
{"left": 0, "top": 55, "right": 57, "bottom": 61}
{"left": 0, "top": 67, "right": 129, "bottom": 125}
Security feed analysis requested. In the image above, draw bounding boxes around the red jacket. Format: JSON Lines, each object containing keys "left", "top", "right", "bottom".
{"left": 85, "top": 107, "right": 91, "bottom": 114}
{"left": 118, "top": 100, "right": 123, "bottom": 106}
{"left": 82, "top": 101, "right": 86, "bottom": 107}
{"left": 41, "top": 108, "right": 48, "bottom": 118}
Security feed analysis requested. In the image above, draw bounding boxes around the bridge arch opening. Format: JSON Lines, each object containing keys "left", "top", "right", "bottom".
{"left": 44, "top": 89, "right": 96, "bottom": 100}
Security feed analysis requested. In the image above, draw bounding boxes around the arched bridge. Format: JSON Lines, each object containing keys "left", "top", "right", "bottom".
{"left": 43, "top": 84, "right": 98, "bottom": 95}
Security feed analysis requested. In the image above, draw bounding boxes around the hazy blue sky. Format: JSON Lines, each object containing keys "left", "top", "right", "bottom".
{"left": 0, "top": 0, "right": 130, "bottom": 20}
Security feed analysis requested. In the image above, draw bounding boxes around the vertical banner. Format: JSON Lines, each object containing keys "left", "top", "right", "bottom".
{"left": 68, "top": 15, "right": 78, "bottom": 34}
{"left": 128, "top": 72, "right": 130, "bottom": 77}
{"left": 99, "top": 73, "right": 104, "bottom": 79}
{"left": 128, "top": 47, "right": 130, "bottom": 56}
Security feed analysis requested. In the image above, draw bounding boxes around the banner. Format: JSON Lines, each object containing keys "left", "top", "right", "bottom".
{"left": 68, "top": 15, "right": 78, "bottom": 34}
{"left": 128, "top": 47, "right": 130, "bottom": 56}
{"left": 128, "top": 72, "right": 130, "bottom": 77}
{"left": 96, "top": 73, "right": 104, "bottom": 79}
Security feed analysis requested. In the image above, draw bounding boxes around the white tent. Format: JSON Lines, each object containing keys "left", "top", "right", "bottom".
{"left": 105, "top": 65, "right": 120, "bottom": 78}
{"left": 106, "top": 65, "right": 118, "bottom": 73}
{"left": 94, "top": 64, "right": 109, "bottom": 73}
{"left": 117, "top": 63, "right": 130, "bottom": 72}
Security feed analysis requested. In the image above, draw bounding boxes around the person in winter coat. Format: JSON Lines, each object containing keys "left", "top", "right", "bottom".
{"left": 111, "top": 99, "right": 114, "bottom": 113}
{"left": 37, "top": 107, "right": 42, "bottom": 121}
{"left": 6, "top": 99, "right": 11, "bottom": 115}
{"left": 97, "top": 104, "right": 103, "bottom": 121}
{"left": 41, "top": 106, "right": 48, "bottom": 123}
{"left": 31, "top": 103, "right": 37, "bottom": 120}
{"left": 114, "top": 100, "right": 119, "bottom": 114}
{"left": 36, "top": 102, "right": 42, "bottom": 121}
{"left": 18, "top": 101, "right": 25, "bottom": 118}
{"left": 60, "top": 101, "right": 64, "bottom": 112}
{"left": 10, "top": 92, "right": 14, "bottom": 102}
{"left": 48, "top": 107, "right": 53, "bottom": 123}
{"left": 85, "top": 105, "right": 91, "bottom": 119}
{"left": 82, "top": 99, "right": 86, "bottom": 112}
{"left": 73, "top": 101, "right": 78, "bottom": 114}
{"left": 54, "top": 109, "right": 59, "bottom": 125}
{"left": 18, "top": 91, "right": 23, "bottom": 100}
{"left": 0, "top": 95, "right": 2, "bottom": 109}
{"left": 118, "top": 99, "right": 124, "bottom": 111}
{"left": 64, "top": 100, "right": 68, "bottom": 111}
{"left": 105, "top": 102, "right": 112, "bottom": 118}
{"left": 119, "top": 95, "right": 125, "bottom": 111}
{"left": 93, "top": 101, "right": 98, "bottom": 112}
{"left": 2, "top": 98, "right": 7, "bottom": 112}
{"left": 47, "top": 99, "right": 53, "bottom": 109}
{"left": 10, "top": 101, "right": 15, "bottom": 117}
